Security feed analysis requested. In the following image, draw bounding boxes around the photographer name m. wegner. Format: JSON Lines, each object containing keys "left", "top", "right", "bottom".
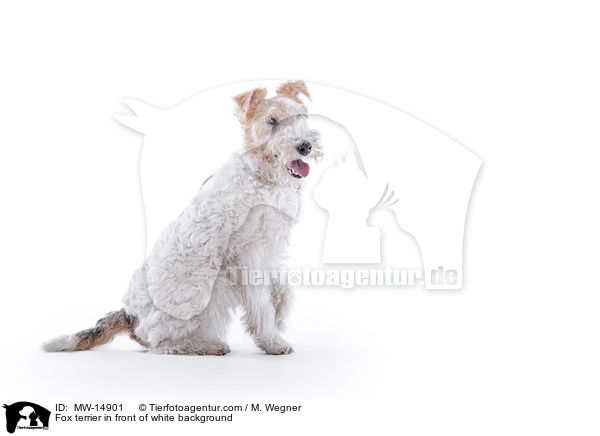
{"left": 232, "top": 266, "right": 459, "bottom": 289}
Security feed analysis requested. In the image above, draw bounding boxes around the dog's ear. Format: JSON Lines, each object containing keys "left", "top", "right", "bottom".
{"left": 276, "top": 80, "right": 311, "bottom": 104}
{"left": 233, "top": 87, "right": 267, "bottom": 123}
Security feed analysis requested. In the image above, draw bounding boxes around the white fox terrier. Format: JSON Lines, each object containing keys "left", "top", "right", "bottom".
{"left": 44, "top": 80, "right": 322, "bottom": 355}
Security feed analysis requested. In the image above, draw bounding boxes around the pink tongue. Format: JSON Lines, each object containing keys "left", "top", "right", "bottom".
{"left": 291, "top": 159, "right": 310, "bottom": 177}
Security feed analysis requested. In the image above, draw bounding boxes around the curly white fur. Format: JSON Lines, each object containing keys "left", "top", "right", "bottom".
{"left": 44, "top": 81, "right": 322, "bottom": 355}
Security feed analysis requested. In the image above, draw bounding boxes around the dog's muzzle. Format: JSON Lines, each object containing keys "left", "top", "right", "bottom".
{"left": 296, "top": 141, "right": 312, "bottom": 156}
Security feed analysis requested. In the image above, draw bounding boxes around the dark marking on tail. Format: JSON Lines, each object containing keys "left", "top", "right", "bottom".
{"left": 73, "top": 309, "right": 146, "bottom": 350}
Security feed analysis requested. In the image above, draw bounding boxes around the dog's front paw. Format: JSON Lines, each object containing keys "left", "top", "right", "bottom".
{"left": 258, "top": 338, "right": 294, "bottom": 355}
{"left": 268, "top": 344, "right": 294, "bottom": 355}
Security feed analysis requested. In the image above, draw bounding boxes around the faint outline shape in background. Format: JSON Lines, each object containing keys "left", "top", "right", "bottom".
{"left": 114, "top": 80, "right": 482, "bottom": 290}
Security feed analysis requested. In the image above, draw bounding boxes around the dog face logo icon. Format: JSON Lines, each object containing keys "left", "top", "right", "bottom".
{"left": 3, "top": 402, "right": 50, "bottom": 433}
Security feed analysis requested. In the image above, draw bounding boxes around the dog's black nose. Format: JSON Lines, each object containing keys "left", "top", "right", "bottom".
{"left": 296, "top": 141, "right": 312, "bottom": 156}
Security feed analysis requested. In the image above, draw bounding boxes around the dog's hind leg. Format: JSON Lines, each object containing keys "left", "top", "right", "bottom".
{"left": 150, "top": 279, "right": 234, "bottom": 356}
{"left": 152, "top": 338, "right": 231, "bottom": 356}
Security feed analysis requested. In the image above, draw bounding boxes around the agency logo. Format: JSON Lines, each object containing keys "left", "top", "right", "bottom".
{"left": 115, "top": 80, "right": 482, "bottom": 300}
{"left": 3, "top": 402, "right": 50, "bottom": 434}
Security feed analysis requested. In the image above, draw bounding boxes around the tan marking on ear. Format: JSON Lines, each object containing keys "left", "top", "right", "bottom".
{"left": 233, "top": 87, "right": 268, "bottom": 123}
{"left": 276, "top": 80, "right": 311, "bottom": 104}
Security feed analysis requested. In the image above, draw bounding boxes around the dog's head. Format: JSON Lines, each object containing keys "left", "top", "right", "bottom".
{"left": 233, "top": 80, "right": 323, "bottom": 184}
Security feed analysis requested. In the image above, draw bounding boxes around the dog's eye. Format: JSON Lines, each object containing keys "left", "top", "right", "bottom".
{"left": 267, "top": 117, "right": 278, "bottom": 125}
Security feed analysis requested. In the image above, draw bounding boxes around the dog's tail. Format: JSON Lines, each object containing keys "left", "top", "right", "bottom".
{"left": 42, "top": 309, "right": 144, "bottom": 352}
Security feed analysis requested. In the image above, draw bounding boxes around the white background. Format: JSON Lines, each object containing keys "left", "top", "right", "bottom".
{"left": 1, "top": 1, "right": 599, "bottom": 435}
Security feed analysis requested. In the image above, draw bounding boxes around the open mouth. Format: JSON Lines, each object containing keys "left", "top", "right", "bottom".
{"left": 287, "top": 159, "right": 310, "bottom": 178}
